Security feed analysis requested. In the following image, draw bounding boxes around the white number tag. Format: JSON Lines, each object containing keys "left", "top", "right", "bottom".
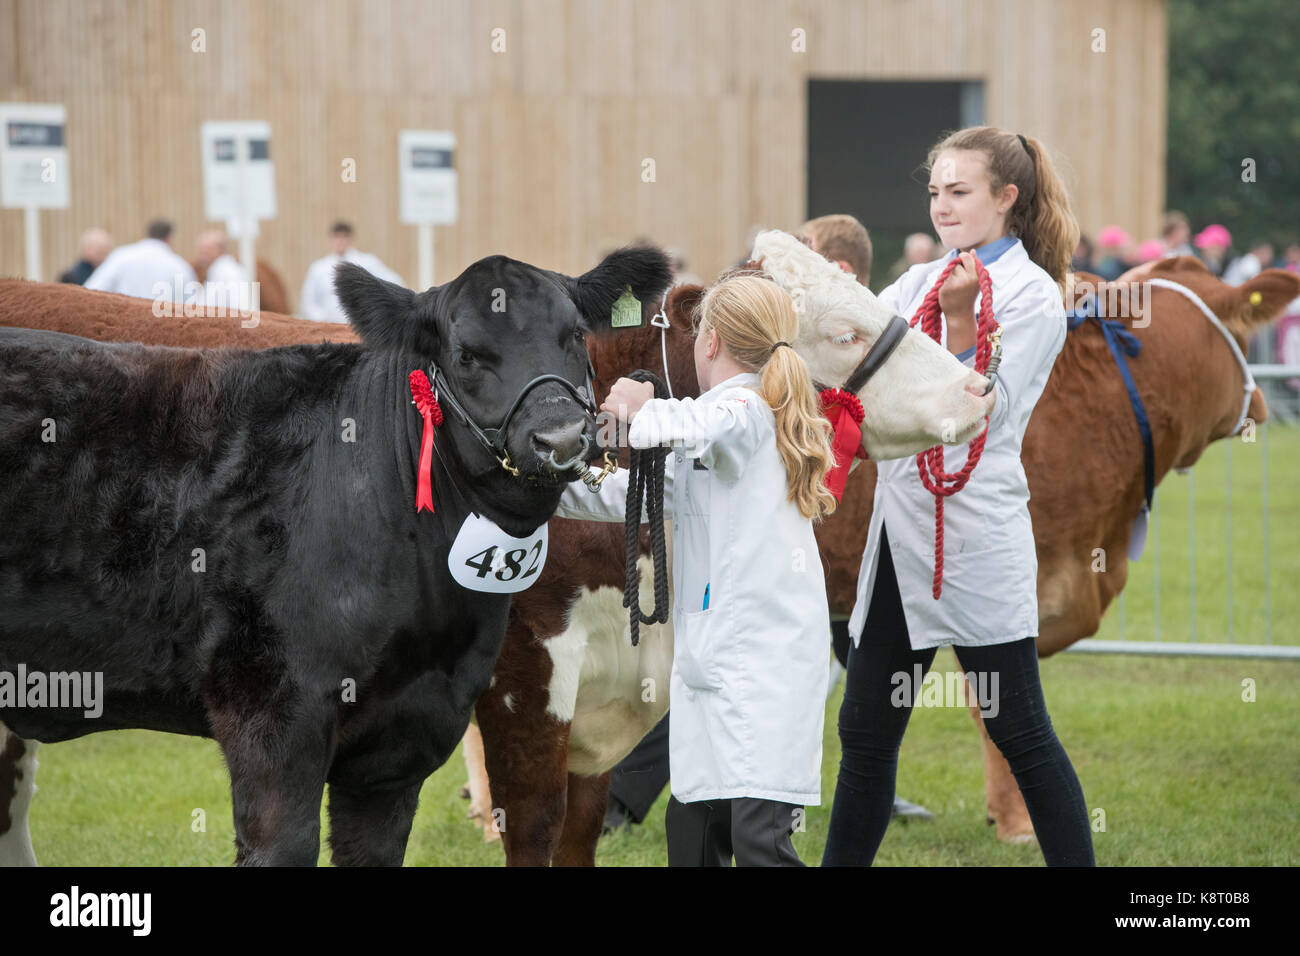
{"left": 448, "top": 513, "right": 548, "bottom": 594}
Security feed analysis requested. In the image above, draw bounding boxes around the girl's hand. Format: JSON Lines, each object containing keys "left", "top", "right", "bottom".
{"left": 601, "top": 377, "right": 655, "bottom": 422}
{"left": 939, "top": 251, "right": 980, "bottom": 318}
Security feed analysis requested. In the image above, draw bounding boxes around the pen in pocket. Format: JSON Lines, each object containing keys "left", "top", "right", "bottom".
{"left": 703, "top": 583, "right": 710, "bottom": 610}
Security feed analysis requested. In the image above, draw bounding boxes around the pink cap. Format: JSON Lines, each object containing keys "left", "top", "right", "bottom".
{"left": 1136, "top": 239, "right": 1166, "bottom": 262}
{"left": 1195, "top": 224, "right": 1231, "bottom": 249}
{"left": 1097, "top": 225, "right": 1131, "bottom": 247}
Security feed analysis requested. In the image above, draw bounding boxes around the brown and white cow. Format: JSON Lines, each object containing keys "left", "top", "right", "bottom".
{"left": 474, "top": 230, "right": 994, "bottom": 864}
{"left": 816, "top": 256, "right": 1298, "bottom": 841}
{"left": 0, "top": 279, "right": 356, "bottom": 866}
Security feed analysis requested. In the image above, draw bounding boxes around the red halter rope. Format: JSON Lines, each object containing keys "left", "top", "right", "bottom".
{"left": 910, "top": 255, "right": 999, "bottom": 599}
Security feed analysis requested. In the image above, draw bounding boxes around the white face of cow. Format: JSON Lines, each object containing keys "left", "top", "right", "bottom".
{"left": 751, "top": 230, "right": 996, "bottom": 460}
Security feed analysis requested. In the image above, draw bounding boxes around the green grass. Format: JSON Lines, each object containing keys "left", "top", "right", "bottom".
{"left": 22, "top": 424, "right": 1300, "bottom": 866}
{"left": 27, "top": 652, "right": 1300, "bottom": 866}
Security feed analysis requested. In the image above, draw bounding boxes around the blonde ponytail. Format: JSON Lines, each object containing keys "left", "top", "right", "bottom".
{"left": 695, "top": 276, "right": 837, "bottom": 520}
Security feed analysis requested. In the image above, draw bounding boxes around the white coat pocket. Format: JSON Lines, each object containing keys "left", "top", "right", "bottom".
{"left": 674, "top": 607, "right": 724, "bottom": 692}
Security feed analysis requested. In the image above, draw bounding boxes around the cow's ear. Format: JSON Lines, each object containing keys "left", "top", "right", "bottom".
{"left": 570, "top": 245, "right": 673, "bottom": 330}
{"left": 334, "top": 262, "right": 436, "bottom": 352}
{"left": 666, "top": 283, "right": 705, "bottom": 331}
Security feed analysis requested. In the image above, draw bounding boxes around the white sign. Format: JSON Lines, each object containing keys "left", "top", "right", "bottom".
{"left": 448, "top": 513, "right": 548, "bottom": 594}
{"left": 200, "top": 121, "right": 276, "bottom": 230}
{"left": 399, "top": 129, "right": 457, "bottom": 225}
{"left": 0, "top": 103, "right": 69, "bottom": 209}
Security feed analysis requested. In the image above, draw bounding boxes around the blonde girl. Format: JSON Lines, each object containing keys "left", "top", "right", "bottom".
{"left": 559, "top": 275, "right": 836, "bottom": 866}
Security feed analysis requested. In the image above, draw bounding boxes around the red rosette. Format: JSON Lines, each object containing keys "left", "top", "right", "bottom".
{"left": 819, "top": 387, "right": 868, "bottom": 501}
{"left": 408, "top": 370, "right": 443, "bottom": 513}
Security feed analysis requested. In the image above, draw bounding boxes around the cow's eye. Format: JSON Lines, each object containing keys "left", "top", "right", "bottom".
{"left": 457, "top": 349, "right": 477, "bottom": 366}
{"left": 831, "top": 331, "right": 857, "bottom": 345}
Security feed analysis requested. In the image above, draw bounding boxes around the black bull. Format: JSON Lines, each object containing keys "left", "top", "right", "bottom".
{"left": 0, "top": 247, "right": 671, "bottom": 865}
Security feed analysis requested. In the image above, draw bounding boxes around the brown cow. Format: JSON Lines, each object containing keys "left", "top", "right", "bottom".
{"left": 816, "top": 256, "right": 1298, "bottom": 840}
{"left": 0, "top": 278, "right": 349, "bottom": 349}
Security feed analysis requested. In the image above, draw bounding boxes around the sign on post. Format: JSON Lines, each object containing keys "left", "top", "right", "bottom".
{"left": 200, "top": 121, "right": 274, "bottom": 325}
{"left": 200, "top": 121, "right": 276, "bottom": 229}
{"left": 400, "top": 130, "right": 458, "bottom": 290}
{"left": 1, "top": 102, "right": 69, "bottom": 280}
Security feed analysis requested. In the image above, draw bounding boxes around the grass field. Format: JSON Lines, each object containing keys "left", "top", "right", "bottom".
{"left": 20, "top": 425, "right": 1300, "bottom": 866}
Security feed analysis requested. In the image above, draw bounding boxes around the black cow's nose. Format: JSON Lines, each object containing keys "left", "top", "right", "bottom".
{"left": 533, "top": 420, "right": 588, "bottom": 468}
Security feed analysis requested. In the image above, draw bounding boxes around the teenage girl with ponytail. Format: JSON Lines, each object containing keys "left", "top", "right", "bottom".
{"left": 558, "top": 274, "right": 836, "bottom": 866}
{"left": 822, "top": 127, "right": 1096, "bottom": 866}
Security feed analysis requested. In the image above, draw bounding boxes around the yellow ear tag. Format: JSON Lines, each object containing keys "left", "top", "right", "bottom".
{"left": 611, "top": 286, "right": 643, "bottom": 328}
{"left": 1249, "top": 291, "right": 1263, "bottom": 306}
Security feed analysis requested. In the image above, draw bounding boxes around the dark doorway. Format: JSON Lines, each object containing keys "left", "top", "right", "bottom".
{"left": 807, "top": 79, "right": 984, "bottom": 290}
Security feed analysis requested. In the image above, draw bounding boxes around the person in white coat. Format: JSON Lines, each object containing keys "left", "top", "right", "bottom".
{"left": 822, "top": 127, "right": 1095, "bottom": 866}
{"left": 84, "top": 219, "right": 196, "bottom": 302}
{"left": 299, "top": 221, "right": 403, "bottom": 322}
{"left": 195, "top": 230, "right": 251, "bottom": 312}
{"left": 557, "top": 275, "right": 837, "bottom": 866}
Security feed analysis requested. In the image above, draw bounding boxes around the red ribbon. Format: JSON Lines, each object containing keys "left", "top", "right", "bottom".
{"left": 408, "top": 370, "right": 444, "bottom": 513}
{"left": 819, "top": 387, "right": 868, "bottom": 502}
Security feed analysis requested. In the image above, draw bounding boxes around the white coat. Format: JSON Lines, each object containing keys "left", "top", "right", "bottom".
{"left": 203, "top": 253, "right": 250, "bottom": 310}
{"left": 556, "top": 372, "right": 829, "bottom": 805}
{"left": 300, "top": 250, "right": 403, "bottom": 322}
{"left": 84, "top": 238, "right": 197, "bottom": 301}
{"left": 847, "top": 237, "right": 1066, "bottom": 650}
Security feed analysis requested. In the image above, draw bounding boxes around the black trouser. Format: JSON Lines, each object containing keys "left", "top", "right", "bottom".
{"left": 822, "top": 525, "right": 1095, "bottom": 866}
{"left": 666, "top": 795, "right": 804, "bottom": 866}
{"left": 608, "top": 713, "right": 670, "bottom": 822}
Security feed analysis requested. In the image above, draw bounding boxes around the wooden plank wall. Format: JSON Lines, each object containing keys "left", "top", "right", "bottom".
{"left": 0, "top": 0, "right": 1166, "bottom": 301}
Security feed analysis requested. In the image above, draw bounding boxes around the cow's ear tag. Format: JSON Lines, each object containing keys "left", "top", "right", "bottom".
{"left": 611, "top": 286, "right": 643, "bottom": 328}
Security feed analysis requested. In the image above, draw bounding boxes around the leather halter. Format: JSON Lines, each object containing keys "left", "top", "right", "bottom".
{"left": 428, "top": 357, "right": 598, "bottom": 473}
{"left": 815, "top": 313, "right": 911, "bottom": 394}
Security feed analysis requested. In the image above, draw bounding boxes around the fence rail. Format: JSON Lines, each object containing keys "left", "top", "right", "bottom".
{"left": 1066, "top": 368, "right": 1299, "bottom": 660}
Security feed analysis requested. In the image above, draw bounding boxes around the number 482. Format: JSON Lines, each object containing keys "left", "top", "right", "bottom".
{"left": 464, "top": 541, "right": 543, "bottom": 582}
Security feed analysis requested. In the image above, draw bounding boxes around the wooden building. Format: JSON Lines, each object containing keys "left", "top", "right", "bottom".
{"left": 0, "top": 0, "right": 1167, "bottom": 301}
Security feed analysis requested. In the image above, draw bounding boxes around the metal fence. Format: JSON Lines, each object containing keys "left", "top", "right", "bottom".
{"left": 1068, "top": 364, "right": 1300, "bottom": 660}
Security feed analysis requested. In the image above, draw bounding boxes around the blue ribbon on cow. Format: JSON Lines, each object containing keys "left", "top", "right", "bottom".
{"left": 1068, "top": 289, "right": 1155, "bottom": 559}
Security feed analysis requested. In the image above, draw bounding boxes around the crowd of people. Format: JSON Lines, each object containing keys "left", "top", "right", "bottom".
{"left": 1070, "top": 210, "right": 1300, "bottom": 289}
{"left": 55, "top": 219, "right": 402, "bottom": 322}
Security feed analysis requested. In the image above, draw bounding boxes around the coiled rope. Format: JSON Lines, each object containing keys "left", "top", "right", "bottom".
{"left": 623, "top": 370, "right": 672, "bottom": 645}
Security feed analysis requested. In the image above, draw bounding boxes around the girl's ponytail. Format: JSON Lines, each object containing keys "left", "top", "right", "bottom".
{"left": 1019, "top": 134, "right": 1080, "bottom": 296}
{"left": 695, "top": 276, "right": 836, "bottom": 520}
{"left": 759, "top": 342, "right": 838, "bottom": 520}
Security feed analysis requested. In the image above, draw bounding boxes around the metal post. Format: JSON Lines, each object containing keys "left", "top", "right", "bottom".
{"left": 237, "top": 133, "right": 255, "bottom": 282}
{"left": 23, "top": 206, "right": 41, "bottom": 281}
{"left": 418, "top": 223, "right": 434, "bottom": 291}
{"left": 1188, "top": 469, "right": 1196, "bottom": 642}
{"left": 1262, "top": 422, "right": 1271, "bottom": 644}
{"left": 1225, "top": 439, "right": 1233, "bottom": 641}
{"left": 1153, "top": 497, "right": 1161, "bottom": 641}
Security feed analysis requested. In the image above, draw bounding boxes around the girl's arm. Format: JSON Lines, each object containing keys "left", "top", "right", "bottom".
{"left": 629, "top": 390, "right": 766, "bottom": 483}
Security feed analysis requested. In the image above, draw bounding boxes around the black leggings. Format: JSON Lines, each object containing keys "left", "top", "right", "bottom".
{"left": 822, "top": 526, "right": 1095, "bottom": 866}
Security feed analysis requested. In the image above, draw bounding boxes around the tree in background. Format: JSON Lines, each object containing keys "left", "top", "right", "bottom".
{"left": 1167, "top": 0, "right": 1300, "bottom": 249}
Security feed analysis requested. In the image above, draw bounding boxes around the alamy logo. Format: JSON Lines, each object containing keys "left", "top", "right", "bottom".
{"left": 890, "top": 664, "right": 1000, "bottom": 718}
{"left": 0, "top": 664, "right": 103, "bottom": 718}
{"left": 50, "top": 886, "right": 151, "bottom": 936}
